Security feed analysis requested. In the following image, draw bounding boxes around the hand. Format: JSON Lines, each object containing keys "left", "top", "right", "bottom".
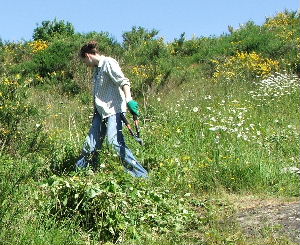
{"left": 127, "top": 100, "right": 140, "bottom": 116}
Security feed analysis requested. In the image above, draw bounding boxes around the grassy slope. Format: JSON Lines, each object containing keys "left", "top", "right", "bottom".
{"left": 1, "top": 12, "right": 299, "bottom": 243}
{"left": 0, "top": 66, "right": 299, "bottom": 244}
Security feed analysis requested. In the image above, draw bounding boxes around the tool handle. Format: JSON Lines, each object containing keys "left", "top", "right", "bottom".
{"left": 132, "top": 114, "right": 141, "bottom": 138}
{"left": 120, "top": 113, "right": 135, "bottom": 137}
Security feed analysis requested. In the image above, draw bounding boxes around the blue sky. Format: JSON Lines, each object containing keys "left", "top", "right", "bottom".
{"left": 0, "top": 0, "right": 298, "bottom": 43}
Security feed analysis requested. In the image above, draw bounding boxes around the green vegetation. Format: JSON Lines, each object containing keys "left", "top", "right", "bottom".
{"left": 1, "top": 11, "right": 299, "bottom": 244}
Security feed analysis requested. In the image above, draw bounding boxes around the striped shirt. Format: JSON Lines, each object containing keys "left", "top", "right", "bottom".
{"left": 93, "top": 55, "right": 130, "bottom": 118}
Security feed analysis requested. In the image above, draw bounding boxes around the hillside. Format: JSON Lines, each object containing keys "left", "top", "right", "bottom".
{"left": 0, "top": 11, "right": 299, "bottom": 245}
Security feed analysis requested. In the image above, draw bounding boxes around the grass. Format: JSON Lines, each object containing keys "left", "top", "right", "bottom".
{"left": 1, "top": 69, "right": 299, "bottom": 244}
{"left": 1, "top": 11, "right": 299, "bottom": 244}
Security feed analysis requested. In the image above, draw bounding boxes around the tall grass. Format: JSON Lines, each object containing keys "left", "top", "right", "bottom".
{"left": 0, "top": 11, "right": 299, "bottom": 245}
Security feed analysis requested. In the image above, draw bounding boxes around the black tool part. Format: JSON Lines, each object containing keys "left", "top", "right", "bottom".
{"left": 120, "top": 113, "right": 144, "bottom": 146}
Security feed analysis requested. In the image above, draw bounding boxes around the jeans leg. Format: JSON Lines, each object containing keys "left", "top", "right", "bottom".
{"left": 106, "top": 113, "right": 148, "bottom": 178}
{"left": 76, "top": 110, "right": 106, "bottom": 169}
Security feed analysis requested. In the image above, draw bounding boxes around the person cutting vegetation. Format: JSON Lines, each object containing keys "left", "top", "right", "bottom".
{"left": 76, "top": 41, "right": 148, "bottom": 178}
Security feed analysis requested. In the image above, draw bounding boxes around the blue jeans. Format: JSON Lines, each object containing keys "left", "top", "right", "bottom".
{"left": 76, "top": 110, "right": 148, "bottom": 178}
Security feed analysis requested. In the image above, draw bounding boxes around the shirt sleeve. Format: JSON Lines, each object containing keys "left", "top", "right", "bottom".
{"left": 105, "top": 58, "right": 130, "bottom": 87}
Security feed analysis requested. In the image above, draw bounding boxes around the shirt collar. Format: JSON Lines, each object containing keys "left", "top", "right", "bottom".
{"left": 97, "top": 55, "right": 105, "bottom": 68}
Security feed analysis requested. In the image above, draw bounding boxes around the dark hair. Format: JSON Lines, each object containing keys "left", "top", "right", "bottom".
{"left": 79, "top": 41, "right": 98, "bottom": 58}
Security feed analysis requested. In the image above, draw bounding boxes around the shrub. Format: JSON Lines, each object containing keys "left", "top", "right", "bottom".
{"left": 212, "top": 51, "right": 279, "bottom": 82}
{"left": 31, "top": 40, "right": 75, "bottom": 77}
{"left": 170, "top": 33, "right": 233, "bottom": 59}
{"left": 264, "top": 11, "right": 298, "bottom": 40}
{"left": 123, "top": 28, "right": 169, "bottom": 64}
{"left": 122, "top": 26, "right": 159, "bottom": 50}
{"left": 263, "top": 11, "right": 300, "bottom": 74}
{"left": 121, "top": 27, "right": 174, "bottom": 94}
{"left": 33, "top": 19, "right": 75, "bottom": 41}
{"left": 13, "top": 32, "right": 122, "bottom": 96}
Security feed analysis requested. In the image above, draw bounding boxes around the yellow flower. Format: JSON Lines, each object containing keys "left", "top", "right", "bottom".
{"left": 29, "top": 40, "right": 49, "bottom": 53}
{"left": 212, "top": 51, "right": 279, "bottom": 81}
{"left": 181, "top": 155, "right": 191, "bottom": 161}
{"left": 264, "top": 12, "right": 292, "bottom": 29}
{"left": 176, "top": 128, "right": 182, "bottom": 133}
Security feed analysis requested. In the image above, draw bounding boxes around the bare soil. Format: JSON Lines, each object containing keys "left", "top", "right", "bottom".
{"left": 234, "top": 196, "right": 300, "bottom": 243}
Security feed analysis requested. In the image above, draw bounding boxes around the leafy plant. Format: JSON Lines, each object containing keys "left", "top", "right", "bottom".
{"left": 40, "top": 173, "right": 197, "bottom": 242}
{"left": 0, "top": 74, "right": 36, "bottom": 151}
{"left": 33, "top": 19, "right": 75, "bottom": 41}
{"left": 122, "top": 26, "right": 159, "bottom": 50}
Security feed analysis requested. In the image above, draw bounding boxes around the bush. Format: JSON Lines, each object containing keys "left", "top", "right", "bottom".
{"left": 121, "top": 27, "right": 174, "bottom": 94}
{"left": 228, "top": 21, "right": 284, "bottom": 57}
{"left": 12, "top": 32, "right": 123, "bottom": 96}
{"left": 122, "top": 26, "right": 159, "bottom": 50}
{"left": 212, "top": 51, "right": 280, "bottom": 82}
{"left": 31, "top": 40, "right": 75, "bottom": 77}
{"left": 123, "top": 27, "right": 169, "bottom": 65}
{"left": 33, "top": 19, "right": 75, "bottom": 41}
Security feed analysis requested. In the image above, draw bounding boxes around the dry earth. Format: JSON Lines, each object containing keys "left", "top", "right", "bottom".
{"left": 234, "top": 196, "right": 300, "bottom": 243}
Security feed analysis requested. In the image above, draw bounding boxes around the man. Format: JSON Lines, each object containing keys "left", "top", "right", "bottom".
{"left": 76, "top": 41, "right": 148, "bottom": 178}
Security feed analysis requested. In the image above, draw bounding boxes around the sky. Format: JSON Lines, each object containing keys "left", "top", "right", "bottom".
{"left": 0, "top": 0, "right": 298, "bottom": 43}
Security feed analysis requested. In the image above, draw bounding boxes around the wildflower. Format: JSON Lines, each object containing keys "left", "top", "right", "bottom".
{"left": 250, "top": 73, "right": 300, "bottom": 102}
{"left": 192, "top": 107, "right": 199, "bottom": 112}
{"left": 236, "top": 122, "right": 243, "bottom": 127}
{"left": 209, "top": 126, "right": 222, "bottom": 131}
{"left": 215, "top": 135, "right": 220, "bottom": 144}
{"left": 182, "top": 155, "right": 191, "bottom": 161}
{"left": 210, "top": 117, "right": 217, "bottom": 122}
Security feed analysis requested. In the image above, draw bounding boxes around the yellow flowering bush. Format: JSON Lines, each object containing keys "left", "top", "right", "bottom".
{"left": 264, "top": 12, "right": 298, "bottom": 41}
{"left": 131, "top": 64, "right": 150, "bottom": 79}
{"left": 29, "top": 40, "right": 49, "bottom": 53}
{"left": 212, "top": 51, "right": 279, "bottom": 82}
{"left": 264, "top": 12, "right": 293, "bottom": 29}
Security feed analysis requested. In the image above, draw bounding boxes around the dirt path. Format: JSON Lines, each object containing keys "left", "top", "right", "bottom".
{"left": 235, "top": 197, "right": 300, "bottom": 243}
